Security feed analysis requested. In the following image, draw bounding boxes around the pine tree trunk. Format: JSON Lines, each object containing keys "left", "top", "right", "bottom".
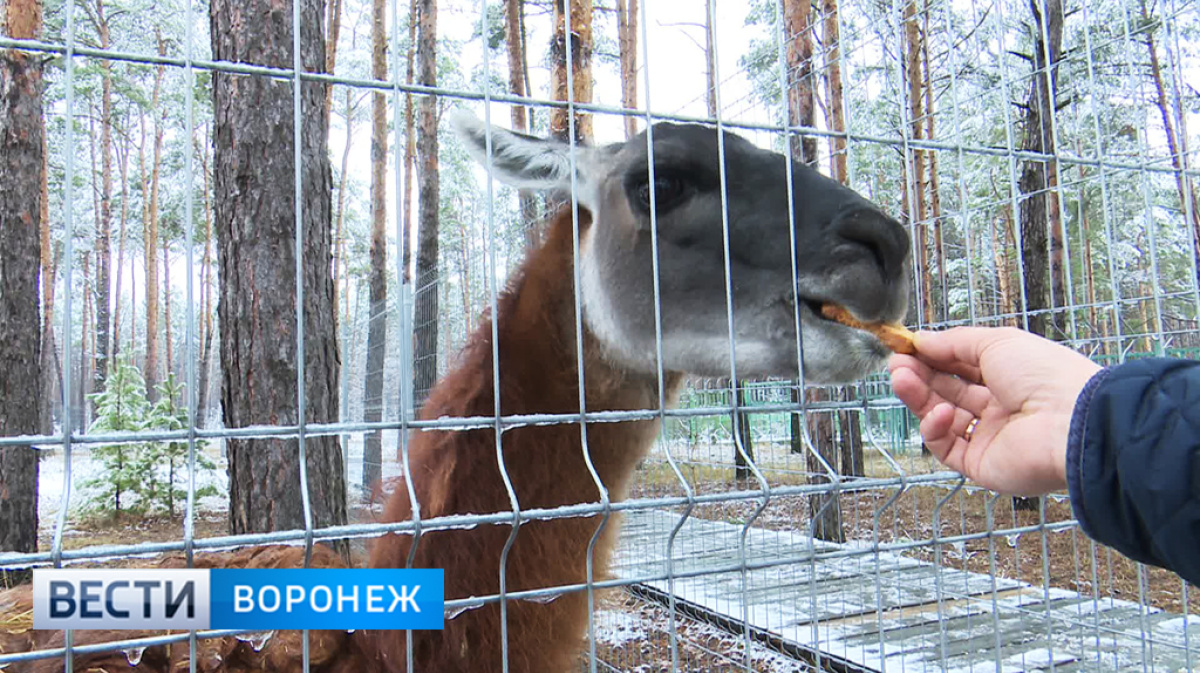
{"left": 837, "top": 388, "right": 863, "bottom": 477}
{"left": 1141, "top": 0, "right": 1200, "bottom": 272}
{"left": 732, "top": 384, "right": 755, "bottom": 483}
{"left": 79, "top": 253, "right": 92, "bottom": 430}
{"left": 145, "top": 36, "right": 167, "bottom": 403}
{"left": 820, "top": 0, "right": 846, "bottom": 182}
{"left": 41, "top": 118, "right": 59, "bottom": 431}
{"left": 616, "top": 0, "right": 638, "bottom": 139}
{"left": 93, "top": 0, "right": 114, "bottom": 393}
{"left": 922, "top": 0, "right": 945, "bottom": 322}
{"left": 549, "top": 0, "right": 593, "bottom": 143}
{"left": 903, "top": 0, "right": 931, "bottom": 325}
{"left": 212, "top": 0, "right": 346, "bottom": 548}
{"left": 1015, "top": 0, "right": 1063, "bottom": 515}
{"left": 783, "top": 0, "right": 817, "bottom": 165}
{"left": 334, "top": 89, "right": 353, "bottom": 445}
{"left": 362, "top": 0, "right": 388, "bottom": 492}
{"left": 323, "top": 0, "right": 343, "bottom": 126}
{"left": 506, "top": 0, "right": 540, "bottom": 249}
{"left": 197, "top": 135, "right": 214, "bottom": 425}
{"left": 112, "top": 139, "right": 129, "bottom": 358}
{"left": 805, "top": 389, "right": 843, "bottom": 542}
{"left": 1017, "top": 0, "right": 1063, "bottom": 345}
{"left": 163, "top": 238, "right": 173, "bottom": 383}
{"left": 401, "top": 0, "right": 417, "bottom": 284}
{"left": 0, "top": 0, "right": 45, "bottom": 553}
{"left": 412, "top": 0, "right": 441, "bottom": 409}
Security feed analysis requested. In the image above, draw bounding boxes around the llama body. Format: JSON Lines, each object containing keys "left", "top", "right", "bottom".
{"left": 358, "top": 112, "right": 912, "bottom": 672}
{"left": 363, "top": 209, "right": 680, "bottom": 673}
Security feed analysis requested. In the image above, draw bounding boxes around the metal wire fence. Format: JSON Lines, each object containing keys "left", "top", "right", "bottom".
{"left": 2, "top": 0, "right": 1199, "bottom": 670}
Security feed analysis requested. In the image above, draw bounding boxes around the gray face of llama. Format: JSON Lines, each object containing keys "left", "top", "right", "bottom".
{"left": 451, "top": 110, "right": 912, "bottom": 384}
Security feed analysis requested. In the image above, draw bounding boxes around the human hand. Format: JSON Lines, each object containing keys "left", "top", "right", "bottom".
{"left": 888, "top": 327, "right": 1102, "bottom": 496}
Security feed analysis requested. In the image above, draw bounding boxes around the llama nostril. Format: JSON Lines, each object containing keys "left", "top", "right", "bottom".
{"left": 832, "top": 208, "right": 909, "bottom": 280}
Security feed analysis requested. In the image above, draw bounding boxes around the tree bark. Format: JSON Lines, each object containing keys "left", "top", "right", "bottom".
{"left": 401, "top": 0, "right": 417, "bottom": 284}
{"left": 549, "top": 0, "right": 593, "bottom": 143}
{"left": 163, "top": 238, "right": 173, "bottom": 383}
{"left": 1017, "top": 0, "right": 1063, "bottom": 342}
{"left": 783, "top": 0, "right": 817, "bottom": 165}
{"left": 805, "top": 390, "right": 843, "bottom": 542}
{"left": 93, "top": 0, "right": 113, "bottom": 393}
{"left": 1014, "top": 0, "right": 1063, "bottom": 512}
{"left": 41, "top": 123, "right": 58, "bottom": 432}
{"left": 212, "top": 0, "right": 346, "bottom": 546}
{"left": 837, "top": 388, "right": 863, "bottom": 477}
{"left": 1141, "top": 0, "right": 1200, "bottom": 270}
{"left": 80, "top": 253, "right": 92, "bottom": 429}
{"left": 616, "top": 0, "right": 637, "bottom": 139}
{"left": 0, "top": 0, "right": 44, "bottom": 554}
{"left": 903, "top": 0, "right": 932, "bottom": 326}
{"left": 412, "top": 0, "right": 440, "bottom": 409}
{"left": 732, "top": 384, "right": 755, "bottom": 483}
{"left": 506, "top": 0, "right": 540, "bottom": 249}
{"left": 197, "top": 135, "right": 214, "bottom": 425}
{"left": 820, "top": 0, "right": 846, "bottom": 182}
{"left": 362, "top": 0, "right": 388, "bottom": 492}
{"left": 112, "top": 138, "right": 129, "bottom": 359}
{"left": 922, "top": 0, "right": 945, "bottom": 322}
{"left": 323, "top": 0, "right": 343, "bottom": 127}
{"left": 145, "top": 34, "right": 167, "bottom": 403}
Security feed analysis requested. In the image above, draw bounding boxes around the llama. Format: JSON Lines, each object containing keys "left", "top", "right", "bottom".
{"left": 354, "top": 111, "right": 912, "bottom": 673}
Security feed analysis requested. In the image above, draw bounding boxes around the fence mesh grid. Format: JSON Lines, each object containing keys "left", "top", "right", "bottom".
{"left": 1, "top": 0, "right": 1199, "bottom": 670}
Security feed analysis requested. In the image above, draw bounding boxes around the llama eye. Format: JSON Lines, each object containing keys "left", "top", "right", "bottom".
{"left": 635, "top": 174, "right": 690, "bottom": 213}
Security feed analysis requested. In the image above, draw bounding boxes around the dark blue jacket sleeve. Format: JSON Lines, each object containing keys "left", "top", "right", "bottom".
{"left": 1066, "top": 357, "right": 1200, "bottom": 585}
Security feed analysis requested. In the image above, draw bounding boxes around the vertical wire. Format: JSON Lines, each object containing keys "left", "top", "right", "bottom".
{"left": 636, "top": 6, "right": 698, "bottom": 671}
{"left": 1078, "top": 0, "right": 1126, "bottom": 370}
{"left": 986, "top": 494, "right": 1003, "bottom": 669}
{"left": 931, "top": 479, "right": 965, "bottom": 668}
{"left": 291, "top": 0, "right": 314, "bottom": 569}
{"left": 1163, "top": 0, "right": 1200, "bottom": 329}
{"left": 1162, "top": 5, "right": 1198, "bottom": 663}
{"left": 770, "top": 1, "right": 832, "bottom": 666}
{"left": 941, "top": 1, "right": 976, "bottom": 327}
{"left": 889, "top": 0, "right": 927, "bottom": 333}
{"left": 1117, "top": 2, "right": 1167, "bottom": 355}
{"left": 708, "top": 2, "right": 773, "bottom": 668}
{"left": 487, "top": 3, "right": 524, "bottom": 669}
{"left": 55, "top": 0, "right": 80, "bottom": 668}
{"left": 390, "top": 0, "right": 422, "bottom": 670}
{"left": 182, "top": 0, "right": 199, "bottom": 667}
{"left": 991, "top": 0, "right": 1033, "bottom": 335}
{"left": 291, "top": 0, "right": 314, "bottom": 668}
{"left": 1115, "top": 6, "right": 1166, "bottom": 666}
{"left": 1032, "top": 0, "right": 1078, "bottom": 344}
{"left": 554, "top": 3, "right": 614, "bottom": 671}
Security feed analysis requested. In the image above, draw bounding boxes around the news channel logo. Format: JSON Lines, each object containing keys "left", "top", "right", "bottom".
{"left": 32, "top": 568, "right": 445, "bottom": 631}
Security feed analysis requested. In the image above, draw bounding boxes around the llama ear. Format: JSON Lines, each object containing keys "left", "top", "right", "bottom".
{"left": 450, "top": 109, "right": 602, "bottom": 203}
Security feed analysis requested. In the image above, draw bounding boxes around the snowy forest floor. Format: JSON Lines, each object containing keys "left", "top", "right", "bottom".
{"left": 14, "top": 438, "right": 1198, "bottom": 672}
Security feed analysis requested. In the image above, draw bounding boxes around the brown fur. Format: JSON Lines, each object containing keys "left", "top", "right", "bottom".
{"left": 0, "top": 208, "right": 679, "bottom": 673}
{"left": 356, "top": 207, "right": 682, "bottom": 672}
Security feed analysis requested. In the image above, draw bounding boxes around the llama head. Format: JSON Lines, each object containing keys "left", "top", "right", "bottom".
{"left": 451, "top": 110, "right": 911, "bottom": 384}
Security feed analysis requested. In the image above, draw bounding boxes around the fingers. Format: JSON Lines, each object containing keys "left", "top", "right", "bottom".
{"left": 889, "top": 354, "right": 992, "bottom": 417}
{"left": 917, "top": 402, "right": 971, "bottom": 473}
{"left": 912, "top": 327, "right": 1025, "bottom": 380}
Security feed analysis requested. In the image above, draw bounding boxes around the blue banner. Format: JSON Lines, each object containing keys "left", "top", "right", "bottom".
{"left": 209, "top": 569, "right": 444, "bottom": 631}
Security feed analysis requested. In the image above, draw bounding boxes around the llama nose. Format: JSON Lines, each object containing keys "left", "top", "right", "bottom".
{"left": 832, "top": 208, "right": 910, "bottom": 282}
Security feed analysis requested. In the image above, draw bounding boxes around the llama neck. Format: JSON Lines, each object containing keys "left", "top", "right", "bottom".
{"left": 420, "top": 207, "right": 681, "bottom": 507}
